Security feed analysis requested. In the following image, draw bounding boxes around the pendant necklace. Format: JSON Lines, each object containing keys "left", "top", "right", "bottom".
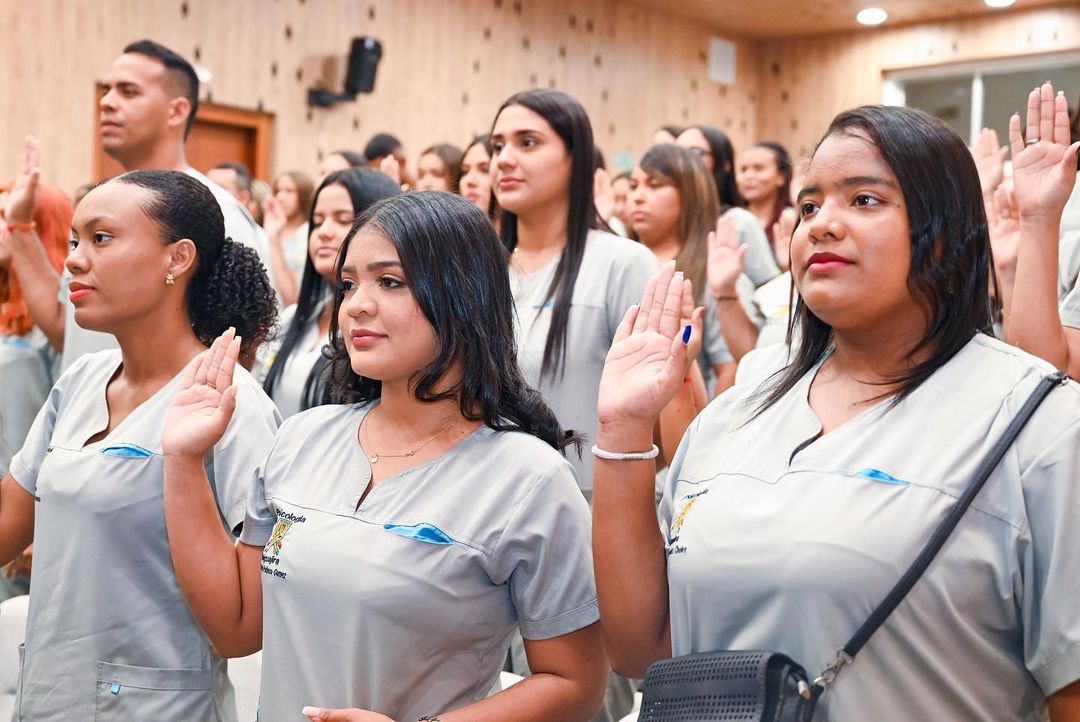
{"left": 361, "top": 408, "right": 460, "bottom": 464}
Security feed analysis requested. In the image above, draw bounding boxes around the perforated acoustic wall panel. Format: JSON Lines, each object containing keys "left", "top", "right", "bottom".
{"left": 0, "top": 0, "right": 758, "bottom": 192}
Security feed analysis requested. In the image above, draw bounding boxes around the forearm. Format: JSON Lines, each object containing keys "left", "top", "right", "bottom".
{"left": 163, "top": 454, "right": 262, "bottom": 656}
{"left": 8, "top": 229, "right": 64, "bottom": 350}
{"left": 1005, "top": 217, "right": 1070, "bottom": 370}
{"left": 0, "top": 475, "right": 37, "bottom": 566}
{"left": 266, "top": 233, "right": 298, "bottom": 307}
{"left": 440, "top": 670, "right": 599, "bottom": 722}
{"left": 592, "top": 420, "right": 672, "bottom": 677}
{"left": 712, "top": 362, "right": 737, "bottom": 398}
{"left": 714, "top": 297, "right": 758, "bottom": 362}
{"left": 1050, "top": 679, "right": 1080, "bottom": 722}
{"left": 657, "top": 366, "right": 707, "bottom": 467}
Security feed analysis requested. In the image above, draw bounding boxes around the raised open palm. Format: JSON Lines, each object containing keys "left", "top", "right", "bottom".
{"left": 5, "top": 136, "right": 41, "bottom": 225}
{"left": 162, "top": 329, "right": 241, "bottom": 459}
{"left": 261, "top": 195, "right": 288, "bottom": 241}
{"left": 1008, "top": 83, "right": 1080, "bottom": 222}
{"left": 598, "top": 262, "right": 704, "bottom": 425}
{"left": 707, "top": 212, "right": 747, "bottom": 297}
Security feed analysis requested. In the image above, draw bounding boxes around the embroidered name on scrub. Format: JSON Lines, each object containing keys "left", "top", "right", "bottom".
{"left": 262, "top": 511, "right": 307, "bottom": 579}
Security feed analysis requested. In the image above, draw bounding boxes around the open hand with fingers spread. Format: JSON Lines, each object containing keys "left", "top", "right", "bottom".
{"left": 1008, "top": 82, "right": 1080, "bottom": 225}
{"left": 162, "top": 328, "right": 242, "bottom": 460}
{"left": 597, "top": 262, "right": 705, "bottom": 426}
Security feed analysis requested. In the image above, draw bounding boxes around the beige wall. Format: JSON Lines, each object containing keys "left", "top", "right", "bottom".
{"left": 753, "top": 4, "right": 1080, "bottom": 156}
{"left": 0, "top": 0, "right": 758, "bottom": 193}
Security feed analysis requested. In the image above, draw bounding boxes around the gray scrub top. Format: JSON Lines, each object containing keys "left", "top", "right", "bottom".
{"left": 510, "top": 230, "right": 658, "bottom": 493}
{"left": 239, "top": 403, "right": 599, "bottom": 722}
{"left": 661, "top": 334, "right": 1080, "bottom": 721}
{"left": 253, "top": 303, "right": 327, "bottom": 419}
{"left": 59, "top": 167, "right": 271, "bottom": 372}
{"left": 8, "top": 349, "right": 281, "bottom": 721}
{"left": 0, "top": 330, "right": 54, "bottom": 475}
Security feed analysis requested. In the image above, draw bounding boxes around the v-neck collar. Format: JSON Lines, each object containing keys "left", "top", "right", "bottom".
{"left": 80, "top": 355, "right": 186, "bottom": 450}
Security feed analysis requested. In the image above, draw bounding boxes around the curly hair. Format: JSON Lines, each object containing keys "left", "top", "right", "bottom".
{"left": 112, "top": 170, "right": 277, "bottom": 356}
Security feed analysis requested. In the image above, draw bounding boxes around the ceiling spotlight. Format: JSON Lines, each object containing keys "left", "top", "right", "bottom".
{"left": 856, "top": 7, "right": 888, "bottom": 25}
{"left": 985, "top": 0, "right": 1015, "bottom": 6}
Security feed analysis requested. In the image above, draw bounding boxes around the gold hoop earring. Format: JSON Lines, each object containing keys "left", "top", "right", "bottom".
{"left": 165, "top": 273, "right": 175, "bottom": 286}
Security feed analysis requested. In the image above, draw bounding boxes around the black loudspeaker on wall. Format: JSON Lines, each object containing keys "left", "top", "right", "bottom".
{"left": 346, "top": 37, "right": 382, "bottom": 94}
{"left": 308, "top": 36, "right": 382, "bottom": 107}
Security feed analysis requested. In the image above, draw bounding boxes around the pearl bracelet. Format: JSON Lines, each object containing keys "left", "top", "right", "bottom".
{"left": 590, "top": 443, "right": 660, "bottom": 461}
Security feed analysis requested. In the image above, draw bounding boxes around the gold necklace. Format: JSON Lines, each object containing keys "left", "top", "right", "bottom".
{"left": 361, "top": 408, "right": 460, "bottom": 465}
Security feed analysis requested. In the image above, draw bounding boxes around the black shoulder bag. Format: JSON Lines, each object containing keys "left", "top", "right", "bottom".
{"left": 639, "top": 371, "right": 1067, "bottom": 722}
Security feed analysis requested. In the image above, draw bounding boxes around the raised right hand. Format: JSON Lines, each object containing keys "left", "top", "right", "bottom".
{"left": 706, "top": 212, "right": 747, "bottom": 296}
{"left": 972, "top": 127, "right": 1008, "bottom": 196}
{"left": 598, "top": 262, "right": 704, "bottom": 426}
{"left": 4, "top": 136, "right": 41, "bottom": 225}
{"left": 261, "top": 195, "right": 288, "bottom": 242}
{"left": 162, "top": 329, "right": 241, "bottom": 460}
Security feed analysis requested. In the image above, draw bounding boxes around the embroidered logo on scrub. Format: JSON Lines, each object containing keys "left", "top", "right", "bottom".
{"left": 262, "top": 510, "right": 306, "bottom": 581}
{"left": 383, "top": 523, "right": 454, "bottom": 545}
{"left": 667, "top": 488, "right": 709, "bottom": 557}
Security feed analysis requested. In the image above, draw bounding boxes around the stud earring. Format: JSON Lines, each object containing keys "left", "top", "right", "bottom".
{"left": 165, "top": 273, "right": 175, "bottom": 286}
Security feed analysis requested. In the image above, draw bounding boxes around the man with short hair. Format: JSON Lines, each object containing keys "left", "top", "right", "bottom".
{"left": 6, "top": 40, "right": 274, "bottom": 370}
{"left": 208, "top": 161, "right": 254, "bottom": 208}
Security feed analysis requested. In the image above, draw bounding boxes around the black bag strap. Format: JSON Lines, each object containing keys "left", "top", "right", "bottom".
{"left": 814, "top": 371, "right": 1068, "bottom": 690}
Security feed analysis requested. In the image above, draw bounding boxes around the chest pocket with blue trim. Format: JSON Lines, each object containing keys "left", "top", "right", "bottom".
{"left": 100, "top": 443, "right": 155, "bottom": 459}
{"left": 383, "top": 523, "right": 454, "bottom": 545}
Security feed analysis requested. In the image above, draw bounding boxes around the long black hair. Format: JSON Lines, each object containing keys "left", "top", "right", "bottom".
{"left": 688, "top": 124, "right": 743, "bottom": 211}
{"left": 325, "top": 191, "right": 577, "bottom": 452}
{"left": 493, "top": 88, "right": 602, "bottom": 378}
{"left": 113, "top": 170, "right": 276, "bottom": 356}
{"left": 262, "top": 168, "right": 400, "bottom": 408}
{"left": 755, "top": 105, "right": 994, "bottom": 415}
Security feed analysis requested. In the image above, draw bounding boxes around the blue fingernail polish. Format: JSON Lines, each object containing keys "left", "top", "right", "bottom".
{"left": 682, "top": 324, "right": 692, "bottom": 344}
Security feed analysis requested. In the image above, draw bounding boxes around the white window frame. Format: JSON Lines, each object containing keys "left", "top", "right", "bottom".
{"left": 882, "top": 51, "right": 1080, "bottom": 143}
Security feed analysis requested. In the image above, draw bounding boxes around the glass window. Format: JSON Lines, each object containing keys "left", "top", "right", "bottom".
{"left": 904, "top": 75, "right": 973, "bottom": 141}
{"left": 983, "top": 65, "right": 1080, "bottom": 144}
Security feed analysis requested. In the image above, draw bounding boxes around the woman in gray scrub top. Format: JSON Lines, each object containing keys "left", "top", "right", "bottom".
{"left": 492, "top": 89, "right": 711, "bottom": 497}
{"left": 593, "top": 104, "right": 1080, "bottom": 720}
{"left": 162, "top": 192, "right": 607, "bottom": 722}
{"left": 0, "top": 169, "right": 280, "bottom": 721}
{"left": 259, "top": 168, "right": 399, "bottom": 418}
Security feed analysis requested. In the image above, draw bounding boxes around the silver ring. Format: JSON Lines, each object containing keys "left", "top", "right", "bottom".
{"left": 1026, "top": 138, "right": 1040, "bottom": 146}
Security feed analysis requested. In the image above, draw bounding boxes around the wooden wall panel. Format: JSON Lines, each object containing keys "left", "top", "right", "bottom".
{"left": 0, "top": 0, "right": 756, "bottom": 194}
{"left": 753, "top": 5, "right": 1080, "bottom": 157}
